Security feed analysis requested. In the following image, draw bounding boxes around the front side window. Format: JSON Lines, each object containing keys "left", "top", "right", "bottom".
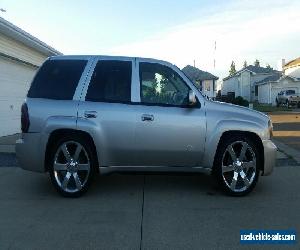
{"left": 139, "top": 62, "right": 190, "bottom": 106}
{"left": 86, "top": 60, "right": 132, "bottom": 103}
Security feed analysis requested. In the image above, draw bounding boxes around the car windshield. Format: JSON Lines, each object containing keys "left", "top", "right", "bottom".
{"left": 286, "top": 90, "right": 295, "bottom": 95}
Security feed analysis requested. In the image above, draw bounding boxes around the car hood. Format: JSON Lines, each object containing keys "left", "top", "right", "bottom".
{"left": 206, "top": 100, "right": 270, "bottom": 126}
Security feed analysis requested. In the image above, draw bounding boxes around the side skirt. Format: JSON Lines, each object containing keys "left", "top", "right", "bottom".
{"left": 99, "top": 166, "right": 212, "bottom": 175}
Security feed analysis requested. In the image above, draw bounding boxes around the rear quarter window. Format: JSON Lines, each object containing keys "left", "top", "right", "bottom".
{"left": 27, "top": 59, "right": 87, "bottom": 100}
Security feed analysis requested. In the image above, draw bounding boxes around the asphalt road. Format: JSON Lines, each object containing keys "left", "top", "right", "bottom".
{"left": 0, "top": 165, "right": 299, "bottom": 250}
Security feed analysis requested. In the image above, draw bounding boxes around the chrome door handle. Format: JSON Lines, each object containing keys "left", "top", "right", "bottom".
{"left": 141, "top": 114, "right": 154, "bottom": 121}
{"left": 84, "top": 111, "right": 97, "bottom": 118}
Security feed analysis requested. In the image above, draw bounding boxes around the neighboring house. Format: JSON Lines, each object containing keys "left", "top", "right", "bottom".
{"left": 284, "top": 57, "right": 300, "bottom": 78}
{"left": 0, "top": 17, "right": 61, "bottom": 137}
{"left": 182, "top": 65, "right": 219, "bottom": 98}
{"left": 222, "top": 65, "right": 280, "bottom": 102}
{"left": 256, "top": 58, "right": 300, "bottom": 105}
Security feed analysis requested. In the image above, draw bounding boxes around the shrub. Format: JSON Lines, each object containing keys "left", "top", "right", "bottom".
{"left": 232, "top": 96, "right": 249, "bottom": 107}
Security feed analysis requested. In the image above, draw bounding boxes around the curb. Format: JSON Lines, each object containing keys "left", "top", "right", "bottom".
{"left": 273, "top": 139, "right": 300, "bottom": 164}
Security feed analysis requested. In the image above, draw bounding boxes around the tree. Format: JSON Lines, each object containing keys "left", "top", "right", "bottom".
{"left": 243, "top": 61, "right": 248, "bottom": 68}
{"left": 266, "top": 64, "right": 272, "bottom": 69}
{"left": 254, "top": 59, "right": 260, "bottom": 67}
{"left": 229, "top": 61, "right": 236, "bottom": 76}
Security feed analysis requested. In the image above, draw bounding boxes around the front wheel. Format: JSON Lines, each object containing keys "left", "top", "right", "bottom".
{"left": 213, "top": 135, "right": 260, "bottom": 196}
{"left": 49, "top": 135, "right": 97, "bottom": 197}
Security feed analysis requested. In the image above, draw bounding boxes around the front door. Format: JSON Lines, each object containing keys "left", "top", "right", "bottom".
{"left": 134, "top": 61, "right": 206, "bottom": 166}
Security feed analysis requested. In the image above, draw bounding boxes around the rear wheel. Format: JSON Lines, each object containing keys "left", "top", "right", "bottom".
{"left": 213, "top": 135, "right": 260, "bottom": 196}
{"left": 49, "top": 134, "right": 97, "bottom": 197}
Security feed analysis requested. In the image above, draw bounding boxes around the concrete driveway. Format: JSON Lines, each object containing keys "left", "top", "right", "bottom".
{"left": 0, "top": 166, "right": 299, "bottom": 250}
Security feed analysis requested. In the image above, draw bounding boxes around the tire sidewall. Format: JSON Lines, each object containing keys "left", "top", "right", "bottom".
{"left": 48, "top": 134, "right": 97, "bottom": 197}
{"left": 213, "top": 134, "right": 260, "bottom": 196}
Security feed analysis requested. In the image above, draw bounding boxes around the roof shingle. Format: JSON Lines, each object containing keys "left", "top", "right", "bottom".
{"left": 182, "top": 65, "right": 218, "bottom": 81}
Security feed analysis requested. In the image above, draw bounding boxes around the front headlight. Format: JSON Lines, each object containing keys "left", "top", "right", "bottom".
{"left": 268, "top": 119, "right": 273, "bottom": 139}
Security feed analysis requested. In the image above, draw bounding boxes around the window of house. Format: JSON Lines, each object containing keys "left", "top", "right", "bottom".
{"left": 255, "top": 85, "right": 258, "bottom": 96}
{"left": 139, "top": 62, "right": 190, "bottom": 106}
{"left": 86, "top": 60, "right": 132, "bottom": 103}
{"left": 205, "top": 81, "right": 210, "bottom": 91}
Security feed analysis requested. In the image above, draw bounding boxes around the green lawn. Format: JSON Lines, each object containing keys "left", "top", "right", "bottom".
{"left": 253, "top": 103, "right": 292, "bottom": 113}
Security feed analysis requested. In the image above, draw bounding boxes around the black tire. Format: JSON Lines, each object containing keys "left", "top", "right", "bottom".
{"left": 213, "top": 134, "right": 261, "bottom": 196}
{"left": 48, "top": 134, "right": 97, "bottom": 197}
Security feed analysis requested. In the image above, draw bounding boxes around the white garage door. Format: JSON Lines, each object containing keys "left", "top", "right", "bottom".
{"left": 258, "top": 84, "right": 271, "bottom": 104}
{"left": 0, "top": 57, "right": 37, "bottom": 136}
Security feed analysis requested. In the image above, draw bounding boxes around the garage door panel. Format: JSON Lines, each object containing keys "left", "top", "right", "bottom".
{"left": 0, "top": 57, "right": 37, "bottom": 136}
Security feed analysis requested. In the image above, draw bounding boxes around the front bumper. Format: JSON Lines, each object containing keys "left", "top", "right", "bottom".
{"left": 16, "top": 133, "right": 45, "bottom": 173}
{"left": 262, "top": 139, "right": 277, "bottom": 176}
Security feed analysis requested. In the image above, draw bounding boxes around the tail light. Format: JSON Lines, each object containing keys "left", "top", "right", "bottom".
{"left": 21, "top": 103, "right": 30, "bottom": 133}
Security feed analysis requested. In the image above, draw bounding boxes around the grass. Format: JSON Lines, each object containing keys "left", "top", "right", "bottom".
{"left": 253, "top": 103, "right": 292, "bottom": 113}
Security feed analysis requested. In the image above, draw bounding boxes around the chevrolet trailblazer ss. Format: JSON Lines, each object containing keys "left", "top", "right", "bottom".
{"left": 16, "top": 56, "right": 277, "bottom": 197}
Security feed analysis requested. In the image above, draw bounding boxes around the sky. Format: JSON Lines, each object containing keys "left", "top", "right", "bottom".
{"left": 1, "top": 0, "right": 300, "bottom": 79}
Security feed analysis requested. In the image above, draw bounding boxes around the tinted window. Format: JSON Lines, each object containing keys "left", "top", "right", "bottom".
{"left": 28, "top": 60, "right": 87, "bottom": 100}
{"left": 286, "top": 90, "right": 295, "bottom": 95}
{"left": 86, "top": 60, "right": 132, "bottom": 103}
{"left": 139, "top": 62, "right": 190, "bottom": 106}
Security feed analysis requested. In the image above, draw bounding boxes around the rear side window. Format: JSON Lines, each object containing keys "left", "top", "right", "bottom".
{"left": 27, "top": 60, "right": 87, "bottom": 100}
{"left": 85, "top": 60, "right": 132, "bottom": 103}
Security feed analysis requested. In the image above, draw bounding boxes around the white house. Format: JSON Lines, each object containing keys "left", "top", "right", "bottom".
{"left": 256, "top": 58, "right": 300, "bottom": 105}
{"left": 182, "top": 65, "right": 219, "bottom": 98}
{"left": 0, "top": 17, "right": 61, "bottom": 136}
{"left": 222, "top": 65, "right": 280, "bottom": 102}
{"left": 284, "top": 57, "right": 300, "bottom": 78}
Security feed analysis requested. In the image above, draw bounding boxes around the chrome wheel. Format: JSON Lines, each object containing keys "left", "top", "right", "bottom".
{"left": 53, "top": 141, "right": 90, "bottom": 193}
{"left": 221, "top": 141, "right": 256, "bottom": 193}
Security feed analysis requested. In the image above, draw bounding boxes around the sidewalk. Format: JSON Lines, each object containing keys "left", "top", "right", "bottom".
{"left": 0, "top": 134, "right": 20, "bottom": 153}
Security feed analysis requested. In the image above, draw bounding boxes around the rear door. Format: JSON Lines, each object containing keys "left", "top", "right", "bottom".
{"left": 133, "top": 60, "right": 206, "bottom": 166}
{"left": 77, "top": 58, "right": 137, "bottom": 166}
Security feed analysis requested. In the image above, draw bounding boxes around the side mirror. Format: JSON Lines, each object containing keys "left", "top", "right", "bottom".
{"left": 188, "top": 90, "right": 197, "bottom": 105}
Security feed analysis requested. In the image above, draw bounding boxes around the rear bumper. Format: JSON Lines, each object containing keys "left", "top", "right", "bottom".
{"left": 262, "top": 139, "right": 277, "bottom": 176}
{"left": 16, "top": 133, "right": 45, "bottom": 173}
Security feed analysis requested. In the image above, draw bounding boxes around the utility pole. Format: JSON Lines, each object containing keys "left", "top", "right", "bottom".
{"left": 213, "top": 41, "right": 216, "bottom": 69}
{"left": 193, "top": 60, "right": 195, "bottom": 67}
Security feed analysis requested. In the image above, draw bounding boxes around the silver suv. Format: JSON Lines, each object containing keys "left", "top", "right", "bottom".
{"left": 16, "top": 55, "right": 276, "bottom": 197}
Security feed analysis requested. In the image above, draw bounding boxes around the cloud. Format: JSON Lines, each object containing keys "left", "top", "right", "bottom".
{"left": 108, "top": 0, "right": 300, "bottom": 78}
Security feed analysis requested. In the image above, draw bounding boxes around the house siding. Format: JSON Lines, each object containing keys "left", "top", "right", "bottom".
{"left": 221, "top": 76, "right": 239, "bottom": 96}
{"left": 258, "top": 83, "right": 271, "bottom": 104}
{"left": 0, "top": 35, "right": 47, "bottom": 66}
{"left": 202, "top": 79, "right": 215, "bottom": 98}
{"left": 285, "top": 67, "right": 300, "bottom": 78}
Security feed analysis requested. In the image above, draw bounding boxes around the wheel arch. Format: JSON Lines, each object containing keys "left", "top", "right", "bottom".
{"left": 212, "top": 130, "right": 264, "bottom": 172}
{"left": 44, "top": 129, "right": 99, "bottom": 172}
